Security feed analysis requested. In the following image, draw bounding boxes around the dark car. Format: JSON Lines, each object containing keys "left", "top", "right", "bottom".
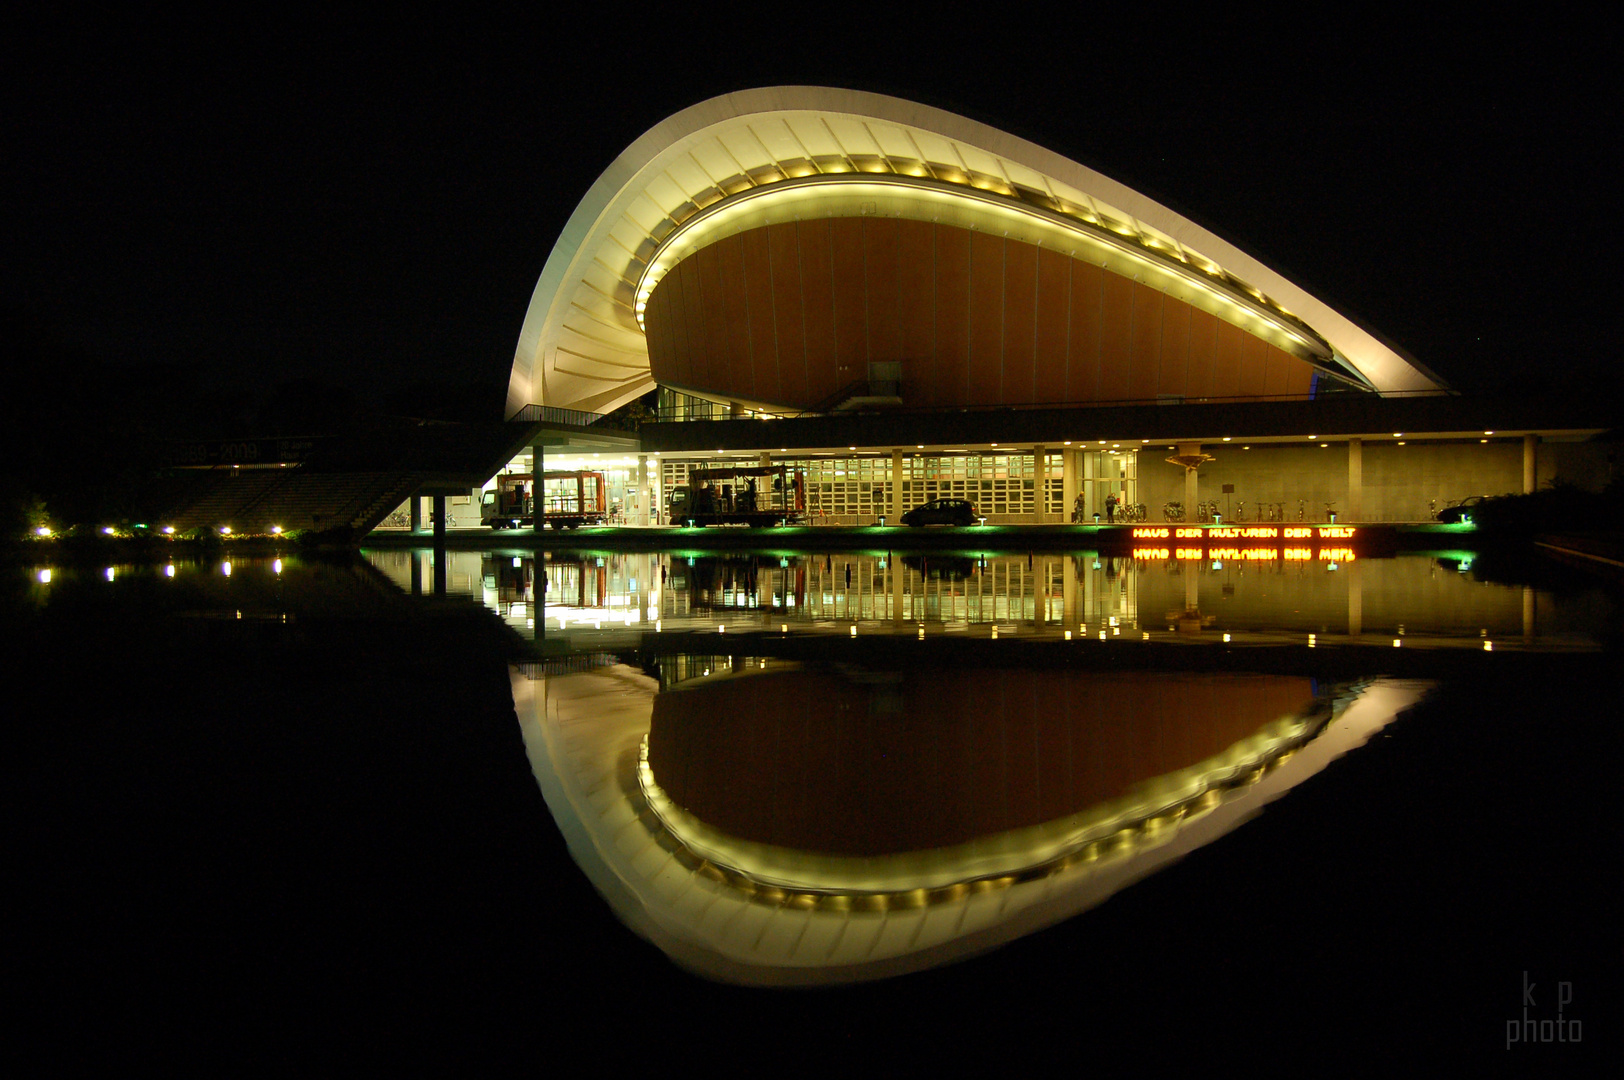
{"left": 1436, "top": 495, "right": 1490, "bottom": 523}
{"left": 901, "top": 498, "right": 978, "bottom": 526}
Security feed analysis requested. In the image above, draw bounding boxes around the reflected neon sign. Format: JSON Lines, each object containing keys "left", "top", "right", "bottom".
{"left": 1130, "top": 546, "right": 1355, "bottom": 562}
{"left": 1133, "top": 525, "right": 1357, "bottom": 541}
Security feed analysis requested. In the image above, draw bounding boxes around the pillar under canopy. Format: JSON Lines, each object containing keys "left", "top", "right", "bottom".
{"left": 1347, "top": 438, "right": 1363, "bottom": 523}
{"left": 1033, "top": 445, "right": 1046, "bottom": 523}
{"left": 1178, "top": 442, "right": 1202, "bottom": 514}
{"left": 892, "top": 448, "right": 904, "bottom": 523}
{"left": 637, "top": 455, "right": 649, "bottom": 525}
{"left": 530, "top": 441, "right": 546, "bottom": 534}
{"left": 1062, "top": 449, "right": 1078, "bottom": 523}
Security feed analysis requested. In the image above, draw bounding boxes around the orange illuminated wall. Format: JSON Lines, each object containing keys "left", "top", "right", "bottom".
{"left": 647, "top": 669, "right": 1316, "bottom": 856}
{"left": 644, "top": 218, "right": 1319, "bottom": 410}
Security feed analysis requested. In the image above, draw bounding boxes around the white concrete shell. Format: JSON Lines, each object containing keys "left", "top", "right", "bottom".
{"left": 510, "top": 87, "right": 1443, "bottom": 417}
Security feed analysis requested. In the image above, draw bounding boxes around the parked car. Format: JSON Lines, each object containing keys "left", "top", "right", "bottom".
{"left": 902, "top": 498, "right": 978, "bottom": 527}
{"left": 1436, "top": 495, "right": 1490, "bottom": 523}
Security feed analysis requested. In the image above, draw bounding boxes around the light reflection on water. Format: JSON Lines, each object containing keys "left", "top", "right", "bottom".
{"left": 15, "top": 550, "right": 1614, "bottom": 992}
{"left": 515, "top": 656, "right": 1431, "bottom": 984}
{"left": 362, "top": 547, "right": 1606, "bottom": 650}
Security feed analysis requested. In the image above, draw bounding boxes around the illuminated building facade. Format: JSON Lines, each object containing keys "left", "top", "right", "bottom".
{"left": 492, "top": 88, "right": 1607, "bottom": 528}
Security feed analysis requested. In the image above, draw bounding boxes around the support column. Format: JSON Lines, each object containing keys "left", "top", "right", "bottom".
{"left": 891, "top": 448, "right": 904, "bottom": 525}
{"left": 1062, "top": 448, "right": 1078, "bottom": 523}
{"left": 1523, "top": 434, "right": 1538, "bottom": 495}
{"left": 409, "top": 492, "right": 421, "bottom": 534}
{"left": 1083, "top": 450, "right": 1098, "bottom": 521}
{"left": 637, "top": 455, "right": 649, "bottom": 525}
{"left": 530, "top": 441, "right": 545, "bottom": 533}
{"left": 1033, "top": 445, "right": 1046, "bottom": 523}
{"left": 1347, "top": 438, "right": 1363, "bottom": 523}
{"left": 431, "top": 495, "right": 447, "bottom": 594}
{"left": 1179, "top": 442, "right": 1201, "bottom": 517}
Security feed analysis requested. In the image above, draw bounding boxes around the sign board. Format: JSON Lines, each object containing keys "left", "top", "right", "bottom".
{"left": 167, "top": 437, "right": 322, "bottom": 467}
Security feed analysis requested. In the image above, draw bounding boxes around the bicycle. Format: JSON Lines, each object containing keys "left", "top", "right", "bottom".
{"left": 1162, "top": 501, "right": 1185, "bottom": 522}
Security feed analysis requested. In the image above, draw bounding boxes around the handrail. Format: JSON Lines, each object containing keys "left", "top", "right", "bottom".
{"left": 649, "top": 387, "right": 1460, "bottom": 423}
{"left": 506, "top": 404, "right": 640, "bottom": 431}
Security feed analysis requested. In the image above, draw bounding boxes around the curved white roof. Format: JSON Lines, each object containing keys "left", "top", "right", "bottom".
{"left": 510, "top": 87, "right": 1442, "bottom": 417}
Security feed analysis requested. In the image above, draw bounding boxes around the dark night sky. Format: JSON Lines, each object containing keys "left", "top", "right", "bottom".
{"left": 6, "top": 18, "right": 1618, "bottom": 414}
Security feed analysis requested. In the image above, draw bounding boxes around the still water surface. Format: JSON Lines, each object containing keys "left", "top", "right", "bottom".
{"left": 351, "top": 544, "right": 1608, "bottom": 981}
{"left": 17, "top": 547, "right": 1619, "bottom": 1002}
{"left": 363, "top": 546, "right": 1606, "bottom": 650}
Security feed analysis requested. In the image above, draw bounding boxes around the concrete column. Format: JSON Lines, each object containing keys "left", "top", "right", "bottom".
{"left": 891, "top": 449, "right": 904, "bottom": 524}
{"left": 431, "top": 495, "right": 447, "bottom": 594}
{"left": 1179, "top": 443, "right": 1201, "bottom": 516}
{"left": 1523, "top": 585, "right": 1536, "bottom": 644}
{"left": 1062, "top": 448, "right": 1078, "bottom": 523}
{"left": 1083, "top": 450, "right": 1098, "bottom": 520}
{"left": 1347, "top": 438, "right": 1363, "bottom": 523}
{"left": 730, "top": 401, "right": 743, "bottom": 418}
{"left": 637, "top": 455, "right": 649, "bottom": 525}
{"left": 1033, "top": 445, "right": 1046, "bottom": 523}
{"left": 530, "top": 441, "right": 545, "bottom": 533}
{"left": 409, "top": 492, "right": 421, "bottom": 534}
{"left": 1523, "top": 435, "right": 1538, "bottom": 494}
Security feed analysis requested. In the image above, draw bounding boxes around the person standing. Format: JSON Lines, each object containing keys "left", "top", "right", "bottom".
{"left": 1105, "top": 492, "right": 1119, "bottom": 523}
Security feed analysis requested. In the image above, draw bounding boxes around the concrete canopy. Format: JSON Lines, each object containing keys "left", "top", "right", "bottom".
{"left": 510, "top": 87, "right": 1444, "bottom": 418}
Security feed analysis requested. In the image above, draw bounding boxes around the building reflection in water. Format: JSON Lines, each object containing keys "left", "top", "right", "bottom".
{"left": 364, "top": 547, "right": 1591, "bottom": 649}
{"left": 514, "top": 657, "right": 1430, "bottom": 984}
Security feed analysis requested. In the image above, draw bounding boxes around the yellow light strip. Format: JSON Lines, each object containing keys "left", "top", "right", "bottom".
{"left": 632, "top": 173, "right": 1332, "bottom": 363}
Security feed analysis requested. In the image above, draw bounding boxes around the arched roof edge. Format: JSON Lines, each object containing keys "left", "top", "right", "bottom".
{"left": 511, "top": 87, "right": 1442, "bottom": 416}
